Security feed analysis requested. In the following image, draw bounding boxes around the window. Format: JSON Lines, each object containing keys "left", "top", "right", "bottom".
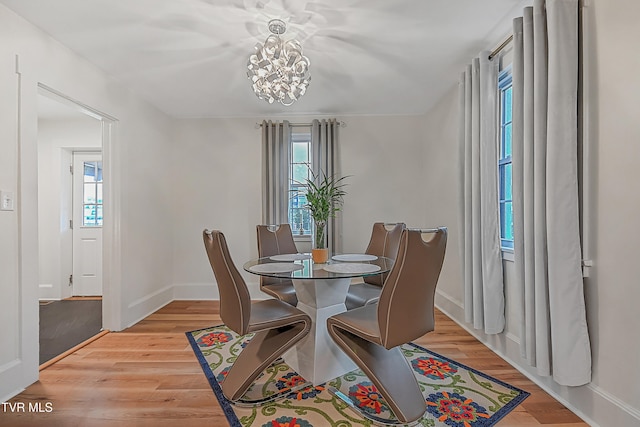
{"left": 82, "top": 161, "right": 103, "bottom": 227}
{"left": 498, "top": 69, "right": 513, "bottom": 250}
{"left": 288, "top": 128, "right": 312, "bottom": 236}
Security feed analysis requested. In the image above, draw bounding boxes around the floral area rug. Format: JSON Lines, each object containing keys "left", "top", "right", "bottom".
{"left": 186, "top": 325, "right": 529, "bottom": 427}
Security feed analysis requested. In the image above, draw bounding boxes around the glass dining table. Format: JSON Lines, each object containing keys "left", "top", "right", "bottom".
{"left": 243, "top": 253, "right": 393, "bottom": 385}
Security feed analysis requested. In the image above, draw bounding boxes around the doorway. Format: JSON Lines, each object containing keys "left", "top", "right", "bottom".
{"left": 37, "top": 88, "right": 105, "bottom": 364}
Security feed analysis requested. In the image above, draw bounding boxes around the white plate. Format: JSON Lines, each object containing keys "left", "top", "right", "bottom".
{"left": 269, "top": 253, "right": 311, "bottom": 261}
{"left": 249, "top": 263, "right": 304, "bottom": 273}
{"left": 323, "top": 263, "right": 381, "bottom": 274}
{"left": 331, "top": 253, "right": 378, "bottom": 262}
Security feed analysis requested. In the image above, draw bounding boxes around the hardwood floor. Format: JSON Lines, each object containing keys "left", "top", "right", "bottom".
{"left": 2, "top": 301, "right": 589, "bottom": 426}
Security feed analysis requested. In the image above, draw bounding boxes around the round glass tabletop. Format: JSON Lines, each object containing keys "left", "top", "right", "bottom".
{"left": 243, "top": 254, "right": 394, "bottom": 279}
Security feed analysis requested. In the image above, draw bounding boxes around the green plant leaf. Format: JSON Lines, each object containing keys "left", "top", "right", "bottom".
{"left": 297, "top": 172, "right": 349, "bottom": 249}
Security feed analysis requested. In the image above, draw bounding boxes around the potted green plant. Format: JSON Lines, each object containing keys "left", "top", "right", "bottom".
{"left": 303, "top": 172, "right": 348, "bottom": 263}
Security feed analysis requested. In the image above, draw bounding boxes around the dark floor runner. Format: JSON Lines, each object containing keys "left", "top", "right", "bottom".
{"left": 40, "top": 300, "right": 102, "bottom": 365}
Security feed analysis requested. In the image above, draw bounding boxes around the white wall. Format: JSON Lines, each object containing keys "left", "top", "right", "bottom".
{"left": 584, "top": 0, "right": 640, "bottom": 423}
{"left": 170, "top": 115, "right": 431, "bottom": 300}
{"left": 422, "top": 1, "right": 640, "bottom": 425}
{"left": 0, "top": 3, "right": 175, "bottom": 400}
{"left": 170, "top": 118, "right": 263, "bottom": 299}
{"left": 0, "top": 28, "right": 21, "bottom": 404}
{"left": 37, "top": 116, "right": 102, "bottom": 300}
{"left": 339, "top": 116, "right": 438, "bottom": 249}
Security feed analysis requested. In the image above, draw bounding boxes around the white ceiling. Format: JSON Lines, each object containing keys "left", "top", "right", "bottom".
{"left": 2, "top": 0, "right": 528, "bottom": 119}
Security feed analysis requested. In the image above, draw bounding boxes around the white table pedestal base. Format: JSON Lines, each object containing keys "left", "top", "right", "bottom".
{"left": 283, "top": 277, "right": 357, "bottom": 385}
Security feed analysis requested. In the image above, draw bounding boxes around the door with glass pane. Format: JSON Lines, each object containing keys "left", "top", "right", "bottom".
{"left": 72, "top": 152, "right": 103, "bottom": 296}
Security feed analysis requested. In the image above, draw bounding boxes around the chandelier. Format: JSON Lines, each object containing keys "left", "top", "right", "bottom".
{"left": 247, "top": 19, "right": 311, "bottom": 106}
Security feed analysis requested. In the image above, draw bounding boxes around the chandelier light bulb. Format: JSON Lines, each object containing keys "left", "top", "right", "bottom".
{"left": 247, "top": 19, "right": 311, "bottom": 106}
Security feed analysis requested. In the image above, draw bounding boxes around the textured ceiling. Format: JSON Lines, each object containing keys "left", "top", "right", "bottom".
{"left": 2, "top": 0, "right": 529, "bottom": 118}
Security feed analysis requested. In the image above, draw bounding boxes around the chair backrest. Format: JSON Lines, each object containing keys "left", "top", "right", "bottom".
{"left": 377, "top": 228, "right": 447, "bottom": 349}
{"left": 256, "top": 224, "right": 298, "bottom": 286}
{"left": 203, "top": 230, "right": 251, "bottom": 336}
{"left": 256, "top": 224, "right": 298, "bottom": 257}
{"left": 364, "top": 222, "right": 406, "bottom": 286}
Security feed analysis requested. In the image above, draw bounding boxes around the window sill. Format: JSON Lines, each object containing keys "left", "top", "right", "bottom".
{"left": 293, "top": 234, "right": 311, "bottom": 243}
{"left": 501, "top": 249, "right": 514, "bottom": 262}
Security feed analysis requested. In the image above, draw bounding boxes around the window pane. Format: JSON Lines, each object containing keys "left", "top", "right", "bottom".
{"left": 96, "top": 182, "right": 103, "bottom": 204}
{"left": 302, "top": 209, "right": 311, "bottom": 234}
{"left": 292, "top": 163, "right": 309, "bottom": 183}
{"left": 289, "top": 193, "right": 311, "bottom": 235}
{"left": 96, "top": 205, "right": 103, "bottom": 226}
{"left": 289, "top": 190, "right": 305, "bottom": 208}
{"left": 500, "top": 201, "right": 505, "bottom": 234}
{"left": 499, "top": 165, "right": 505, "bottom": 199}
{"left": 504, "top": 201, "right": 513, "bottom": 241}
{"left": 500, "top": 203, "right": 507, "bottom": 238}
{"left": 290, "top": 190, "right": 312, "bottom": 234}
{"left": 504, "top": 87, "right": 512, "bottom": 122}
{"left": 84, "top": 183, "right": 96, "bottom": 204}
{"left": 83, "top": 204, "right": 96, "bottom": 226}
{"left": 290, "top": 208, "right": 304, "bottom": 234}
{"left": 504, "top": 123, "right": 512, "bottom": 157}
{"left": 499, "top": 201, "right": 514, "bottom": 242}
{"left": 96, "top": 161, "right": 103, "bottom": 182}
{"left": 504, "top": 163, "right": 512, "bottom": 200}
{"left": 292, "top": 142, "right": 308, "bottom": 163}
{"left": 84, "top": 162, "right": 97, "bottom": 182}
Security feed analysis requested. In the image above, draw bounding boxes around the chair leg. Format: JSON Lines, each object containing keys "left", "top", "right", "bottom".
{"left": 221, "top": 323, "right": 308, "bottom": 402}
{"left": 328, "top": 325, "right": 427, "bottom": 424}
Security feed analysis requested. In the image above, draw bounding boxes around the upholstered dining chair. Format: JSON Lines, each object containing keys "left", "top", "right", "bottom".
{"left": 256, "top": 224, "right": 299, "bottom": 306}
{"left": 203, "top": 229, "right": 311, "bottom": 402}
{"left": 327, "top": 227, "right": 447, "bottom": 424}
{"left": 344, "top": 222, "right": 406, "bottom": 310}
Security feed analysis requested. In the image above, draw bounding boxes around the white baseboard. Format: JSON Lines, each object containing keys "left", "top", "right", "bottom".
{"left": 585, "top": 384, "right": 640, "bottom": 427}
{"left": 0, "top": 359, "right": 31, "bottom": 405}
{"left": 434, "top": 290, "right": 640, "bottom": 427}
{"left": 122, "top": 281, "right": 267, "bottom": 329}
{"left": 172, "top": 282, "right": 219, "bottom": 300}
{"left": 38, "top": 283, "right": 56, "bottom": 300}
{"left": 172, "top": 281, "right": 266, "bottom": 301}
{"left": 124, "top": 285, "right": 175, "bottom": 329}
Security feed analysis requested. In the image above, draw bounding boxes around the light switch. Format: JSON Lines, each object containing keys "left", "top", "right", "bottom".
{"left": 0, "top": 190, "right": 15, "bottom": 211}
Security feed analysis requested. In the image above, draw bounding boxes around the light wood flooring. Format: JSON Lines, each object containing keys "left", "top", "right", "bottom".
{"left": 2, "top": 301, "right": 589, "bottom": 426}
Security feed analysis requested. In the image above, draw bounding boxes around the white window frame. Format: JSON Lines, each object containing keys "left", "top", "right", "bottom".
{"left": 498, "top": 66, "right": 514, "bottom": 260}
{"left": 288, "top": 126, "right": 313, "bottom": 242}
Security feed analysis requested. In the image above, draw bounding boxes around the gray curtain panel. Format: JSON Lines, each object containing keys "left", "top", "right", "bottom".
{"left": 261, "top": 120, "right": 291, "bottom": 225}
{"left": 512, "top": 0, "right": 591, "bottom": 386}
{"left": 459, "top": 52, "right": 506, "bottom": 335}
{"left": 311, "top": 118, "right": 342, "bottom": 255}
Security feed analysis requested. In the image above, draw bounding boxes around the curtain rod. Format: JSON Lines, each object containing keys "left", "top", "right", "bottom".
{"left": 255, "top": 121, "right": 346, "bottom": 129}
{"left": 489, "top": 34, "right": 514, "bottom": 60}
{"left": 488, "top": 0, "right": 586, "bottom": 60}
